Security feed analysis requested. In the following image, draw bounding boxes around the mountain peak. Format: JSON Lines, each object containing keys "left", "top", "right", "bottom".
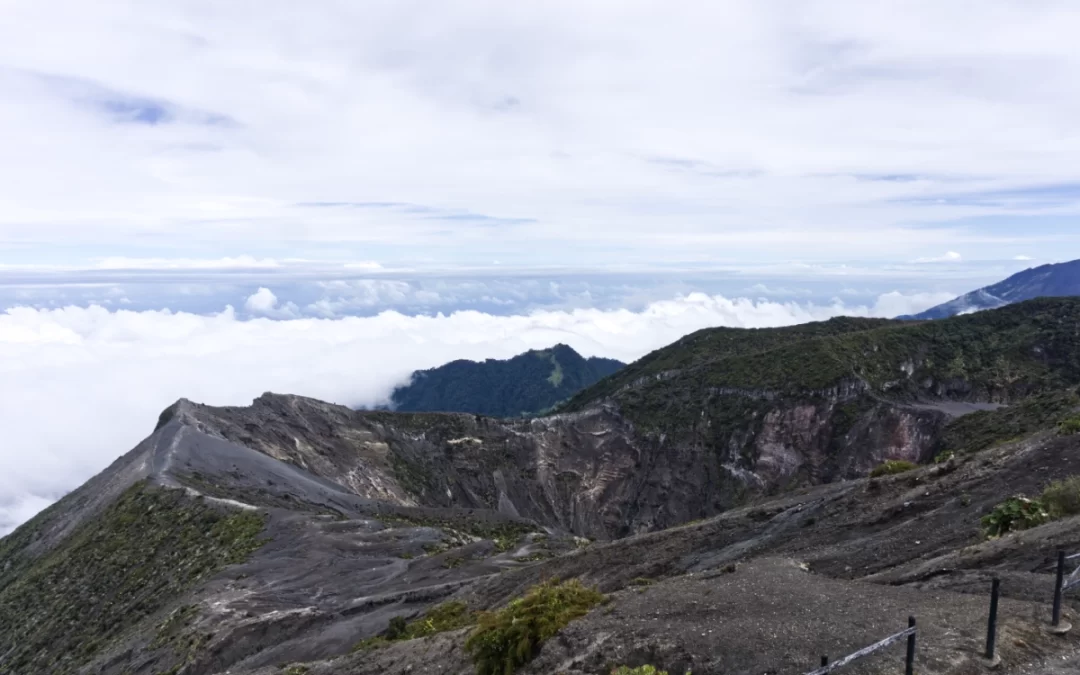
{"left": 390, "top": 344, "right": 624, "bottom": 417}
{"left": 911, "top": 258, "right": 1080, "bottom": 319}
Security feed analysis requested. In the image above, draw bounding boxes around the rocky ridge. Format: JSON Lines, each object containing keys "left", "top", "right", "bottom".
{"left": 6, "top": 299, "right": 1080, "bottom": 674}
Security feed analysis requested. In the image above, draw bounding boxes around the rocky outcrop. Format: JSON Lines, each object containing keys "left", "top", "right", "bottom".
{"left": 155, "top": 387, "right": 956, "bottom": 540}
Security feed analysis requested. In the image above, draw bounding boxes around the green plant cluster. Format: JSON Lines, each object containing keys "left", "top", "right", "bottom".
{"left": 982, "top": 496, "right": 1051, "bottom": 538}
{"left": 612, "top": 667, "right": 669, "bottom": 675}
{"left": 869, "top": 460, "right": 919, "bottom": 478}
{"left": 465, "top": 579, "right": 606, "bottom": 675}
{"left": 982, "top": 476, "right": 1080, "bottom": 538}
{"left": 1042, "top": 476, "right": 1080, "bottom": 518}
{"left": 391, "top": 344, "right": 623, "bottom": 418}
{"left": 353, "top": 601, "right": 478, "bottom": 652}
{"left": 0, "top": 482, "right": 267, "bottom": 675}
{"left": 378, "top": 511, "right": 534, "bottom": 554}
{"left": 1060, "top": 416, "right": 1080, "bottom": 435}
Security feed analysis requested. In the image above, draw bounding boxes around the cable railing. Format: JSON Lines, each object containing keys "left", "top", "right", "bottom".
{"left": 801, "top": 617, "right": 916, "bottom": 675}
{"left": 785, "top": 546, "right": 1080, "bottom": 674}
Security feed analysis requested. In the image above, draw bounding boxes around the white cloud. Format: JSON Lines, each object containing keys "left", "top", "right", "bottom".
{"left": 744, "top": 283, "right": 813, "bottom": 297}
{"left": 95, "top": 256, "right": 281, "bottom": 270}
{"left": 869, "top": 290, "right": 956, "bottom": 317}
{"left": 245, "top": 287, "right": 278, "bottom": 313}
{"left": 2, "top": 2, "right": 1080, "bottom": 267}
{"left": 913, "top": 251, "right": 963, "bottom": 264}
{"left": 0, "top": 290, "right": 950, "bottom": 534}
{"left": 1015, "top": 255, "right": 1034, "bottom": 261}
{"left": 244, "top": 287, "right": 300, "bottom": 319}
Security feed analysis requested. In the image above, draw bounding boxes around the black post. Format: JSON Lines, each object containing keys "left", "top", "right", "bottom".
{"left": 986, "top": 577, "right": 1000, "bottom": 660}
{"left": 820, "top": 655, "right": 828, "bottom": 669}
{"left": 1054, "top": 550, "right": 1066, "bottom": 628}
{"left": 905, "top": 616, "right": 916, "bottom": 675}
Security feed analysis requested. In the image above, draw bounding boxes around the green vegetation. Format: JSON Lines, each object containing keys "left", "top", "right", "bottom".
{"left": 282, "top": 666, "right": 310, "bottom": 675}
{"left": 391, "top": 343, "right": 624, "bottom": 417}
{"left": 934, "top": 450, "right": 956, "bottom": 464}
{"left": 612, "top": 667, "right": 668, "bottom": 675}
{"left": 982, "top": 496, "right": 1051, "bottom": 538}
{"left": 465, "top": 579, "right": 606, "bottom": 675}
{"left": 546, "top": 351, "right": 565, "bottom": 387}
{"left": 1060, "top": 416, "right": 1080, "bottom": 435}
{"left": 560, "top": 299, "right": 1080, "bottom": 436}
{"left": 1042, "top": 476, "right": 1080, "bottom": 518}
{"left": 353, "top": 601, "right": 477, "bottom": 652}
{"left": 0, "top": 482, "right": 267, "bottom": 675}
{"left": 940, "top": 390, "right": 1080, "bottom": 455}
{"left": 377, "top": 511, "right": 534, "bottom": 554}
{"left": 982, "top": 476, "right": 1080, "bottom": 538}
{"left": 869, "top": 460, "right": 919, "bottom": 477}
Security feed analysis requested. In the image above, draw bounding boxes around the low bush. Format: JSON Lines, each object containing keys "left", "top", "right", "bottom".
{"left": 1042, "top": 476, "right": 1080, "bottom": 518}
{"left": 612, "top": 667, "right": 668, "bottom": 675}
{"left": 981, "top": 496, "right": 1050, "bottom": 538}
{"left": 353, "top": 601, "right": 476, "bottom": 652}
{"left": 869, "top": 460, "right": 918, "bottom": 478}
{"left": 465, "top": 579, "right": 605, "bottom": 675}
{"left": 1060, "top": 416, "right": 1080, "bottom": 436}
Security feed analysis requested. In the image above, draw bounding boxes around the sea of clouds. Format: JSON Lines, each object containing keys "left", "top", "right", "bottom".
{"left": 0, "top": 288, "right": 954, "bottom": 534}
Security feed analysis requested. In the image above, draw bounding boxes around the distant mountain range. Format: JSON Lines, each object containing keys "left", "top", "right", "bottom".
{"left": 910, "top": 259, "right": 1080, "bottom": 319}
{"left": 390, "top": 343, "right": 625, "bottom": 417}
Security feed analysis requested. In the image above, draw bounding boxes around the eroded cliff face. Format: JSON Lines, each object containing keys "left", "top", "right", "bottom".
{"left": 166, "top": 389, "right": 951, "bottom": 540}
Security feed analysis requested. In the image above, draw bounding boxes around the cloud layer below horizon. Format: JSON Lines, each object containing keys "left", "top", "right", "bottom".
{"left": 0, "top": 288, "right": 952, "bottom": 535}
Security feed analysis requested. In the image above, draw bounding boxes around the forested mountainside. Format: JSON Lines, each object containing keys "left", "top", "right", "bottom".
{"left": 6, "top": 299, "right": 1080, "bottom": 675}
{"left": 390, "top": 343, "right": 624, "bottom": 417}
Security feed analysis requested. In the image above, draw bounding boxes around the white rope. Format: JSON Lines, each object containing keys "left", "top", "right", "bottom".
{"left": 801, "top": 626, "right": 916, "bottom": 675}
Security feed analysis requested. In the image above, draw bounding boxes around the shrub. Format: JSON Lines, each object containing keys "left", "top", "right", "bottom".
{"left": 1060, "top": 416, "right": 1080, "bottom": 435}
{"left": 465, "top": 579, "right": 605, "bottom": 675}
{"left": 869, "top": 460, "right": 918, "bottom": 478}
{"left": 981, "top": 496, "right": 1050, "bottom": 538}
{"left": 353, "top": 601, "right": 476, "bottom": 652}
{"left": 612, "top": 667, "right": 668, "bottom": 675}
{"left": 934, "top": 450, "right": 956, "bottom": 464}
{"left": 1042, "top": 476, "right": 1080, "bottom": 518}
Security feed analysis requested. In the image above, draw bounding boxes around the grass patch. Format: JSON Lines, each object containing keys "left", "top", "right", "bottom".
{"left": 1042, "top": 476, "right": 1080, "bottom": 518}
{"left": 612, "top": 667, "right": 668, "bottom": 675}
{"left": 869, "top": 460, "right": 918, "bottom": 478}
{"left": 353, "top": 601, "right": 477, "bottom": 652}
{"left": 0, "top": 481, "right": 267, "bottom": 675}
{"left": 377, "top": 511, "right": 534, "bottom": 555}
{"left": 1060, "top": 416, "right": 1080, "bottom": 436}
{"left": 465, "top": 579, "right": 606, "bottom": 675}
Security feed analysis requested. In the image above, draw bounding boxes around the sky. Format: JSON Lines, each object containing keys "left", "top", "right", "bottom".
{"left": 2, "top": 0, "right": 1080, "bottom": 534}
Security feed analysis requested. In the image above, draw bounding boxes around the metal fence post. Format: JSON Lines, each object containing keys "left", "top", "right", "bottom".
{"left": 986, "top": 577, "right": 1000, "bottom": 660}
{"left": 820, "top": 655, "right": 828, "bottom": 669}
{"left": 905, "top": 616, "right": 916, "bottom": 675}
{"left": 1054, "top": 550, "right": 1066, "bottom": 628}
